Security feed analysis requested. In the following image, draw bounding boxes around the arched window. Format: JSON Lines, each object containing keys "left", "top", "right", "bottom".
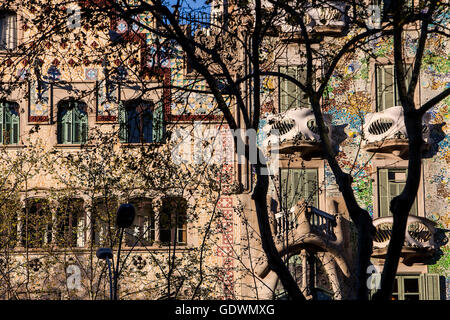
{"left": 159, "top": 197, "right": 187, "bottom": 245}
{"left": 91, "top": 197, "right": 118, "bottom": 246}
{"left": 22, "top": 198, "right": 52, "bottom": 248}
{"left": 126, "top": 198, "right": 155, "bottom": 247}
{"left": 57, "top": 100, "right": 88, "bottom": 144}
{"left": 119, "top": 100, "right": 164, "bottom": 143}
{"left": 0, "top": 11, "right": 17, "bottom": 50}
{"left": 56, "top": 198, "right": 84, "bottom": 247}
{"left": 0, "top": 101, "right": 19, "bottom": 145}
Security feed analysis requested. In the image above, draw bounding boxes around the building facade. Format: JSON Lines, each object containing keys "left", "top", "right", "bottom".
{"left": 0, "top": 0, "right": 447, "bottom": 300}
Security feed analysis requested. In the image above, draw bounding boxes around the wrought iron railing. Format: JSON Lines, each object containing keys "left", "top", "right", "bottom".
{"left": 274, "top": 205, "right": 337, "bottom": 241}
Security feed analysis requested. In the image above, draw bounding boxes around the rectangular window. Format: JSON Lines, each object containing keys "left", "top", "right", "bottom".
{"left": 378, "top": 168, "right": 418, "bottom": 217}
{"left": 119, "top": 101, "right": 164, "bottom": 143}
{"left": 0, "top": 102, "right": 19, "bottom": 145}
{"left": 58, "top": 101, "right": 88, "bottom": 144}
{"left": 280, "top": 168, "right": 319, "bottom": 210}
{"left": 22, "top": 199, "right": 52, "bottom": 248}
{"left": 126, "top": 198, "right": 155, "bottom": 247}
{"left": 390, "top": 274, "right": 441, "bottom": 300}
{"left": 56, "top": 198, "right": 84, "bottom": 247}
{"left": 375, "top": 64, "right": 412, "bottom": 111}
{"left": 279, "top": 66, "right": 310, "bottom": 112}
{"left": 159, "top": 197, "right": 187, "bottom": 245}
{"left": 0, "top": 11, "right": 17, "bottom": 50}
{"left": 91, "top": 197, "right": 118, "bottom": 246}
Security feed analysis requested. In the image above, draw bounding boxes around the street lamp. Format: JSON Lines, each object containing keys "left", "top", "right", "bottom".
{"left": 96, "top": 203, "right": 136, "bottom": 300}
{"left": 95, "top": 247, "right": 113, "bottom": 300}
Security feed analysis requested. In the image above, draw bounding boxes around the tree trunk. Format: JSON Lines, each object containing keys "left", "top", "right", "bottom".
{"left": 251, "top": 164, "right": 305, "bottom": 300}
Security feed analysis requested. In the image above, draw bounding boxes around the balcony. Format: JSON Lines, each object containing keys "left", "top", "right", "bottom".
{"left": 275, "top": 205, "right": 337, "bottom": 242}
{"left": 363, "top": 106, "right": 432, "bottom": 158}
{"left": 372, "top": 215, "right": 438, "bottom": 265}
{"left": 261, "top": 108, "right": 337, "bottom": 159}
{"left": 280, "top": 1, "right": 348, "bottom": 39}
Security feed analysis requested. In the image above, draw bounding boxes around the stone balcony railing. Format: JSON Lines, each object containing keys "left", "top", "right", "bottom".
{"left": 372, "top": 215, "right": 438, "bottom": 265}
{"left": 261, "top": 107, "right": 337, "bottom": 159}
{"left": 280, "top": 1, "right": 348, "bottom": 37}
{"left": 363, "top": 106, "right": 432, "bottom": 157}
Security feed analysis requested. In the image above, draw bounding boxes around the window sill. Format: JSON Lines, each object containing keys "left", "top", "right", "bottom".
{"left": 54, "top": 144, "right": 92, "bottom": 149}
{"left": 120, "top": 142, "right": 163, "bottom": 148}
{"left": 0, "top": 144, "right": 25, "bottom": 149}
{"left": 9, "top": 245, "right": 192, "bottom": 253}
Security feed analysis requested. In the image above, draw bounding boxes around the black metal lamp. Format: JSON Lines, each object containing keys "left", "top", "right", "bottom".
{"left": 116, "top": 203, "right": 136, "bottom": 228}
{"left": 96, "top": 248, "right": 114, "bottom": 300}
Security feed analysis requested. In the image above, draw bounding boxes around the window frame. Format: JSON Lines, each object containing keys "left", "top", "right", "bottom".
{"left": 57, "top": 100, "right": 88, "bottom": 145}
{"left": 0, "top": 10, "right": 18, "bottom": 51}
{"left": 0, "top": 101, "right": 19, "bottom": 145}
{"left": 158, "top": 197, "right": 188, "bottom": 246}
{"left": 21, "top": 198, "right": 53, "bottom": 248}
{"left": 278, "top": 65, "right": 311, "bottom": 113}
{"left": 55, "top": 198, "right": 85, "bottom": 248}
{"left": 377, "top": 168, "right": 418, "bottom": 217}
{"left": 279, "top": 167, "right": 320, "bottom": 211}
{"left": 119, "top": 99, "right": 165, "bottom": 144}
{"left": 126, "top": 198, "right": 155, "bottom": 247}
{"left": 372, "top": 159, "right": 425, "bottom": 219}
{"left": 371, "top": 58, "right": 420, "bottom": 112}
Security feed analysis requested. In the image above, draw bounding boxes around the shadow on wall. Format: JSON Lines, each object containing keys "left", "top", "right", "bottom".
{"left": 423, "top": 122, "right": 446, "bottom": 159}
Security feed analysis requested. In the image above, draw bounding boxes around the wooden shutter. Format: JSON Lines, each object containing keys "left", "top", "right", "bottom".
{"left": 4, "top": 103, "right": 11, "bottom": 144}
{"left": 152, "top": 102, "right": 164, "bottom": 143}
{"left": 298, "top": 67, "right": 309, "bottom": 108}
{"left": 305, "top": 169, "right": 318, "bottom": 207}
{"left": 395, "top": 64, "right": 413, "bottom": 106}
{"left": 11, "top": 105, "right": 19, "bottom": 144}
{"left": 279, "top": 66, "right": 288, "bottom": 112}
{"left": 118, "top": 102, "right": 128, "bottom": 143}
{"left": 60, "top": 108, "right": 73, "bottom": 144}
{"left": 377, "top": 65, "right": 395, "bottom": 111}
{"left": 281, "top": 168, "right": 318, "bottom": 210}
{"left": 73, "top": 107, "right": 81, "bottom": 144}
{"left": 378, "top": 169, "right": 390, "bottom": 217}
{"left": 420, "top": 274, "right": 441, "bottom": 300}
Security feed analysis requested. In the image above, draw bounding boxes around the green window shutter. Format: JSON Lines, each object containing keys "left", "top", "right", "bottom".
{"left": 4, "top": 103, "right": 11, "bottom": 144}
{"left": 73, "top": 108, "right": 81, "bottom": 144}
{"left": 378, "top": 169, "right": 390, "bottom": 217}
{"left": 377, "top": 65, "right": 395, "bottom": 111}
{"left": 279, "top": 66, "right": 288, "bottom": 112}
{"left": 72, "top": 104, "right": 88, "bottom": 144}
{"left": 11, "top": 107, "right": 19, "bottom": 144}
{"left": 118, "top": 102, "right": 128, "bottom": 143}
{"left": 287, "top": 67, "right": 298, "bottom": 111}
{"left": 152, "top": 103, "right": 164, "bottom": 143}
{"left": 298, "top": 67, "right": 309, "bottom": 108}
{"left": 0, "top": 104, "right": 3, "bottom": 144}
{"left": 395, "top": 64, "right": 413, "bottom": 106}
{"left": 62, "top": 108, "right": 73, "bottom": 144}
{"left": 420, "top": 274, "right": 441, "bottom": 300}
{"left": 281, "top": 168, "right": 318, "bottom": 210}
{"left": 305, "top": 169, "right": 318, "bottom": 207}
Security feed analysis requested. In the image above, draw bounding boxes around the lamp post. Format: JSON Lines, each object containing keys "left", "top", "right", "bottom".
{"left": 95, "top": 248, "right": 113, "bottom": 300}
{"left": 96, "top": 203, "right": 136, "bottom": 300}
